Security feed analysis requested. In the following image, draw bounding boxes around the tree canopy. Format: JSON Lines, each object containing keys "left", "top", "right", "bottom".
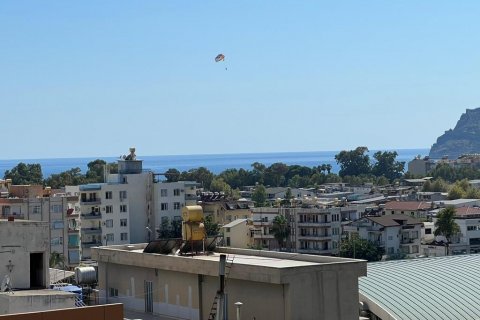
{"left": 339, "top": 236, "right": 384, "bottom": 261}
{"left": 434, "top": 206, "right": 460, "bottom": 243}
{"left": 4, "top": 163, "right": 43, "bottom": 185}
{"left": 272, "top": 215, "right": 291, "bottom": 250}
{"left": 335, "top": 147, "right": 371, "bottom": 177}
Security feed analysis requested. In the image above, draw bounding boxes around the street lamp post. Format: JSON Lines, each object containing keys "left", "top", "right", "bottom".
{"left": 235, "top": 301, "right": 243, "bottom": 320}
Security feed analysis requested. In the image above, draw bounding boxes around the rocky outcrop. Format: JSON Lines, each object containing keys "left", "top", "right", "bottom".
{"left": 429, "top": 108, "right": 480, "bottom": 159}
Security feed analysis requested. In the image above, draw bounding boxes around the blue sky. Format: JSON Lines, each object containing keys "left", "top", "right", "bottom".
{"left": 1, "top": 1, "right": 479, "bottom": 159}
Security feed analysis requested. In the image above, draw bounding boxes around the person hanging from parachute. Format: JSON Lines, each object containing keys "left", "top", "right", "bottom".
{"left": 215, "top": 53, "right": 227, "bottom": 70}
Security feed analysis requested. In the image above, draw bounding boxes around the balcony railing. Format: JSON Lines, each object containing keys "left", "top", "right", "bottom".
{"left": 81, "top": 227, "right": 102, "bottom": 234}
{"left": 401, "top": 238, "right": 417, "bottom": 244}
{"left": 297, "top": 221, "right": 331, "bottom": 227}
{"left": 80, "top": 199, "right": 101, "bottom": 205}
{"left": 81, "top": 213, "right": 102, "bottom": 220}
{"left": 68, "top": 228, "right": 80, "bottom": 233}
{"left": 298, "top": 248, "right": 331, "bottom": 254}
{"left": 298, "top": 234, "right": 331, "bottom": 240}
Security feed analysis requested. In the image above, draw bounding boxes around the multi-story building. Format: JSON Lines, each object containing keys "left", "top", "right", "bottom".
{"left": 383, "top": 201, "right": 434, "bottom": 220}
{"left": 250, "top": 205, "right": 366, "bottom": 254}
{"left": 0, "top": 182, "right": 80, "bottom": 269}
{"left": 77, "top": 148, "right": 202, "bottom": 260}
{"left": 343, "top": 214, "right": 423, "bottom": 258}
{"left": 153, "top": 181, "right": 198, "bottom": 223}
{"left": 200, "top": 192, "right": 253, "bottom": 226}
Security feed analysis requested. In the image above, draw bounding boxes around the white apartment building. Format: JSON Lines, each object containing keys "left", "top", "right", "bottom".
{"left": 77, "top": 149, "right": 199, "bottom": 260}
{"left": 344, "top": 215, "right": 423, "bottom": 258}
{"left": 153, "top": 181, "right": 198, "bottom": 224}
{"left": 251, "top": 205, "right": 366, "bottom": 254}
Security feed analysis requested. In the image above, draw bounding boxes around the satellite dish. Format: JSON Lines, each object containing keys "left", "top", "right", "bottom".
{"left": 1, "top": 275, "right": 11, "bottom": 292}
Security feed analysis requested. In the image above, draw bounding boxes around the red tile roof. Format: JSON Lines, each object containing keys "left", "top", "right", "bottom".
{"left": 384, "top": 201, "right": 432, "bottom": 211}
{"left": 454, "top": 206, "right": 480, "bottom": 217}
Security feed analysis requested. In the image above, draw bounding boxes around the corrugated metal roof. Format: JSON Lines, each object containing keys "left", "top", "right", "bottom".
{"left": 359, "top": 255, "right": 480, "bottom": 320}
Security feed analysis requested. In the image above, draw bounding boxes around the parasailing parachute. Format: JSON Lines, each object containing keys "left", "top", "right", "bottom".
{"left": 215, "top": 53, "right": 225, "bottom": 62}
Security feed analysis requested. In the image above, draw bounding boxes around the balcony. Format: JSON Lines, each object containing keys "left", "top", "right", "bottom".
{"left": 68, "top": 242, "right": 80, "bottom": 249}
{"left": 1, "top": 214, "right": 25, "bottom": 220}
{"left": 80, "top": 199, "right": 101, "bottom": 205}
{"left": 298, "top": 248, "right": 331, "bottom": 255}
{"left": 252, "top": 234, "right": 275, "bottom": 239}
{"left": 81, "top": 227, "right": 102, "bottom": 234}
{"left": 81, "top": 213, "right": 102, "bottom": 220}
{"left": 68, "top": 227, "right": 80, "bottom": 233}
{"left": 81, "top": 241, "right": 102, "bottom": 248}
{"left": 297, "top": 221, "right": 331, "bottom": 227}
{"left": 401, "top": 238, "right": 417, "bottom": 244}
{"left": 298, "top": 234, "right": 331, "bottom": 241}
{"left": 368, "top": 240, "right": 385, "bottom": 247}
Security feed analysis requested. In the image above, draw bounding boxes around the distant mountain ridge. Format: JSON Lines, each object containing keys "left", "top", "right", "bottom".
{"left": 430, "top": 108, "right": 480, "bottom": 159}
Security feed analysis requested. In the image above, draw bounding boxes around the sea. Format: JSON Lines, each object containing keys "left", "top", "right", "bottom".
{"left": 0, "top": 149, "right": 429, "bottom": 179}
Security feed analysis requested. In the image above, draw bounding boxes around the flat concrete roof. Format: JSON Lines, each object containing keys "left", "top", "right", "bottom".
{"left": 93, "top": 244, "right": 367, "bottom": 284}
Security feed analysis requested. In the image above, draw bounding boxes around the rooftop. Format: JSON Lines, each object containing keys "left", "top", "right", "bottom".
{"left": 360, "top": 255, "right": 480, "bottom": 320}
{"left": 222, "top": 219, "right": 248, "bottom": 228}
{"left": 366, "top": 214, "right": 423, "bottom": 227}
{"left": 384, "top": 201, "right": 432, "bottom": 211}
{"left": 92, "top": 245, "right": 366, "bottom": 284}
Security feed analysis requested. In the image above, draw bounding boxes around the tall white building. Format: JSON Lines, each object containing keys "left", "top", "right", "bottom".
{"left": 77, "top": 148, "right": 199, "bottom": 260}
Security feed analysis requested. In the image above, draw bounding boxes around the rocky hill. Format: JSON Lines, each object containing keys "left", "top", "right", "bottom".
{"left": 429, "top": 108, "right": 480, "bottom": 159}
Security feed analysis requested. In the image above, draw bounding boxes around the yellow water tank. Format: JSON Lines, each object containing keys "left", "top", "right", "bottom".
{"left": 182, "top": 205, "right": 204, "bottom": 222}
{"left": 182, "top": 223, "right": 206, "bottom": 241}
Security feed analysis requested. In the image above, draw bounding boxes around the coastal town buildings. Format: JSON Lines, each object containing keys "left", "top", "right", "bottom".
{"left": 0, "top": 181, "right": 81, "bottom": 269}
{"left": 92, "top": 244, "right": 366, "bottom": 320}
{"left": 343, "top": 214, "right": 423, "bottom": 258}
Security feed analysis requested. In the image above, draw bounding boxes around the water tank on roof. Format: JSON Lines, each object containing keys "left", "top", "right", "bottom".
{"left": 75, "top": 267, "right": 97, "bottom": 285}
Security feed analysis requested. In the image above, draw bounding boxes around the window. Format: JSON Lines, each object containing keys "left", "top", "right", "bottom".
{"left": 105, "top": 191, "right": 112, "bottom": 199}
{"left": 411, "top": 231, "right": 419, "bottom": 239}
{"left": 412, "top": 245, "right": 419, "bottom": 254}
{"left": 51, "top": 204, "right": 62, "bottom": 213}
{"left": 226, "top": 228, "right": 231, "bottom": 233}
{"left": 174, "top": 189, "right": 180, "bottom": 196}
{"left": 106, "top": 205, "right": 113, "bottom": 213}
{"left": 121, "top": 233, "right": 128, "bottom": 241}
{"left": 425, "top": 228, "right": 432, "bottom": 234}
{"left": 53, "top": 221, "right": 64, "bottom": 229}
{"left": 109, "top": 288, "right": 118, "bottom": 297}
{"left": 120, "top": 219, "right": 127, "bottom": 227}
{"left": 226, "top": 237, "right": 231, "bottom": 246}
{"left": 160, "top": 189, "right": 168, "bottom": 197}
{"left": 119, "top": 191, "right": 127, "bottom": 200}
{"left": 174, "top": 202, "right": 181, "bottom": 210}
{"left": 32, "top": 206, "right": 41, "bottom": 214}
{"left": 161, "top": 203, "right": 168, "bottom": 211}
{"left": 120, "top": 205, "right": 127, "bottom": 213}
{"left": 106, "top": 233, "right": 114, "bottom": 242}
{"left": 105, "top": 219, "right": 113, "bottom": 228}
{"left": 388, "top": 236, "right": 393, "bottom": 241}
{"left": 51, "top": 237, "right": 63, "bottom": 245}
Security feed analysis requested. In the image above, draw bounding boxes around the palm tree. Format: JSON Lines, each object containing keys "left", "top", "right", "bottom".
{"left": 326, "top": 164, "right": 332, "bottom": 174}
{"left": 434, "top": 206, "right": 460, "bottom": 255}
{"left": 272, "top": 215, "right": 290, "bottom": 251}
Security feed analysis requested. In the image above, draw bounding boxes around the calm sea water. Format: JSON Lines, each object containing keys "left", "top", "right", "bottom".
{"left": 0, "top": 149, "right": 429, "bottom": 179}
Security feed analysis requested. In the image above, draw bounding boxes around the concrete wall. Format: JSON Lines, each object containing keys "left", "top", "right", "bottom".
{"left": 0, "top": 291, "right": 75, "bottom": 315}
{"left": 0, "top": 303, "right": 123, "bottom": 320}
{"left": 93, "top": 246, "right": 367, "bottom": 320}
{"left": 0, "top": 221, "right": 49, "bottom": 289}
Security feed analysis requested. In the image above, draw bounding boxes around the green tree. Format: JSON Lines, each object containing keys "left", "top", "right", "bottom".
{"left": 431, "top": 178, "right": 449, "bottom": 192}
{"left": 264, "top": 162, "right": 288, "bottom": 187}
{"left": 335, "top": 147, "right": 371, "bottom": 177}
{"left": 281, "top": 188, "right": 293, "bottom": 207}
{"left": 49, "top": 252, "right": 65, "bottom": 269}
{"left": 209, "top": 177, "right": 232, "bottom": 195}
{"left": 4, "top": 163, "right": 43, "bottom": 185}
{"left": 85, "top": 159, "right": 107, "bottom": 183}
{"left": 434, "top": 206, "right": 460, "bottom": 255}
{"left": 272, "top": 215, "right": 291, "bottom": 251}
{"left": 180, "top": 167, "right": 214, "bottom": 190}
{"left": 339, "top": 236, "right": 384, "bottom": 261}
{"left": 204, "top": 214, "right": 219, "bottom": 236}
{"left": 448, "top": 185, "right": 466, "bottom": 200}
{"left": 164, "top": 168, "right": 180, "bottom": 182}
{"left": 252, "top": 184, "right": 267, "bottom": 207}
{"left": 371, "top": 151, "right": 405, "bottom": 181}
{"left": 44, "top": 167, "right": 86, "bottom": 188}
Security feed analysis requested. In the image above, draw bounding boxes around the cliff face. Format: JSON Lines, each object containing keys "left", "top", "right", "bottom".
{"left": 429, "top": 108, "right": 480, "bottom": 159}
